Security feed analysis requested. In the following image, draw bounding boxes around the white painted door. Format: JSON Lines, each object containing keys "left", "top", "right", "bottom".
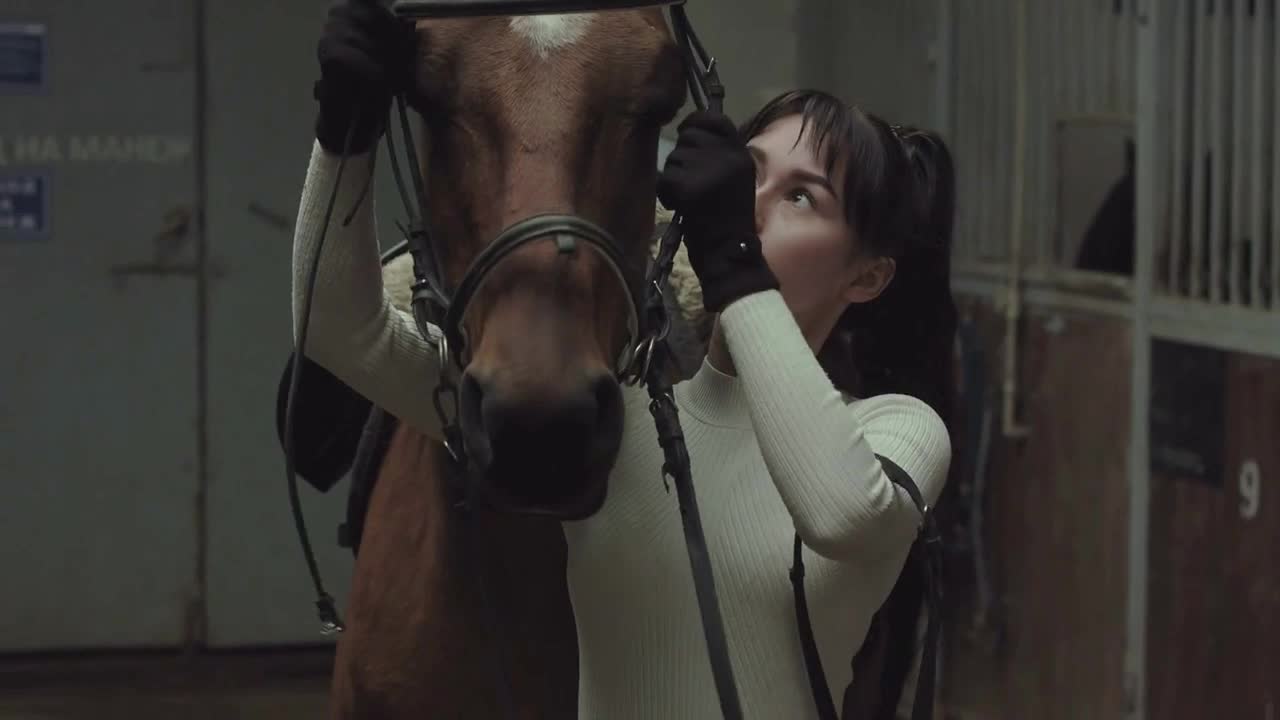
{"left": 0, "top": 0, "right": 200, "bottom": 650}
{"left": 202, "top": 0, "right": 357, "bottom": 647}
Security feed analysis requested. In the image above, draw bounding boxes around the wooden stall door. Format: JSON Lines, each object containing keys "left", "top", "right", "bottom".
{"left": 943, "top": 299, "right": 1131, "bottom": 720}
{"left": 1147, "top": 344, "right": 1280, "bottom": 720}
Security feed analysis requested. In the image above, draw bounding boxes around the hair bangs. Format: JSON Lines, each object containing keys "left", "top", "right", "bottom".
{"left": 741, "top": 90, "right": 899, "bottom": 251}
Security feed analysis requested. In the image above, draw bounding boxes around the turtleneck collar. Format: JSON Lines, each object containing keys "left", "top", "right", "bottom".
{"left": 675, "top": 355, "right": 752, "bottom": 429}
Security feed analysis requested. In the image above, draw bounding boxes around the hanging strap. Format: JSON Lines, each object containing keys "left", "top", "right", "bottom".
{"left": 790, "top": 454, "right": 942, "bottom": 720}
{"left": 791, "top": 533, "right": 840, "bottom": 719}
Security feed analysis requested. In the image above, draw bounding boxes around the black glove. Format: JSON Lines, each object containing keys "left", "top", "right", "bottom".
{"left": 314, "top": 0, "right": 419, "bottom": 155}
{"left": 657, "top": 111, "right": 780, "bottom": 313}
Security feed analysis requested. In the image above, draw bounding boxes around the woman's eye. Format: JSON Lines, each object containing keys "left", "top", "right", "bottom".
{"left": 787, "top": 189, "right": 815, "bottom": 210}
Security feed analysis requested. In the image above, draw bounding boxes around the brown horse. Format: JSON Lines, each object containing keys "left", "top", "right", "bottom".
{"left": 304, "top": 7, "right": 934, "bottom": 719}
{"left": 326, "top": 8, "right": 689, "bottom": 718}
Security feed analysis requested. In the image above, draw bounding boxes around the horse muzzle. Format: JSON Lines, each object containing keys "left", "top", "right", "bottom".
{"left": 455, "top": 364, "right": 623, "bottom": 519}
{"left": 407, "top": 213, "right": 643, "bottom": 519}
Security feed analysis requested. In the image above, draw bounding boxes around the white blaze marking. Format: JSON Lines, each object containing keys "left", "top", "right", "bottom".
{"left": 508, "top": 14, "right": 594, "bottom": 59}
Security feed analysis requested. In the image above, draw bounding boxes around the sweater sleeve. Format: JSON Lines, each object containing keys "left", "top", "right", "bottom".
{"left": 718, "top": 289, "right": 952, "bottom": 562}
{"left": 291, "top": 139, "right": 446, "bottom": 440}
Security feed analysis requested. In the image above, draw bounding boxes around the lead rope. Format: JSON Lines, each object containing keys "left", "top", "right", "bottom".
{"left": 643, "top": 221, "right": 745, "bottom": 720}
{"left": 285, "top": 91, "right": 439, "bottom": 638}
{"left": 642, "top": 8, "right": 745, "bottom": 720}
{"left": 284, "top": 118, "right": 363, "bottom": 636}
{"left": 642, "top": 348, "right": 745, "bottom": 720}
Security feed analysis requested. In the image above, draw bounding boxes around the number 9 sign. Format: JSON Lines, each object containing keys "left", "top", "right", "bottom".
{"left": 1239, "top": 460, "right": 1262, "bottom": 521}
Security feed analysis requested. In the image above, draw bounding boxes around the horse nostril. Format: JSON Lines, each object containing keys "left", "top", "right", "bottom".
{"left": 481, "top": 375, "right": 615, "bottom": 466}
{"left": 458, "top": 372, "right": 493, "bottom": 470}
{"left": 587, "top": 372, "right": 624, "bottom": 466}
{"left": 590, "top": 373, "right": 622, "bottom": 434}
{"left": 458, "top": 372, "right": 482, "bottom": 430}
{"left": 454, "top": 367, "right": 625, "bottom": 512}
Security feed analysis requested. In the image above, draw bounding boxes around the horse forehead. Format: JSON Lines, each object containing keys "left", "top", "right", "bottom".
{"left": 507, "top": 14, "right": 596, "bottom": 59}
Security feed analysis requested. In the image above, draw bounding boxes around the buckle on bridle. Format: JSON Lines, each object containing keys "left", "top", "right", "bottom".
{"left": 622, "top": 335, "right": 658, "bottom": 387}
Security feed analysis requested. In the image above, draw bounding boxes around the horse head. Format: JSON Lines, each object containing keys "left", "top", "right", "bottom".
{"left": 401, "top": 7, "right": 688, "bottom": 517}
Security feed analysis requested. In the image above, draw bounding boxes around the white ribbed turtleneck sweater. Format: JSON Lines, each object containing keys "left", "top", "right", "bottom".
{"left": 291, "top": 142, "right": 951, "bottom": 719}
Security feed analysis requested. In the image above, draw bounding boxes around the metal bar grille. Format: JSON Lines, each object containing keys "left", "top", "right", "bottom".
{"left": 1271, "top": 0, "right": 1279, "bottom": 310}
{"left": 1162, "top": 0, "right": 1277, "bottom": 309}
{"left": 945, "top": 0, "right": 1280, "bottom": 315}
{"left": 1167, "top": 0, "right": 1191, "bottom": 294}
{"left": 1189, "top": 1, "right": 1209, "bottom": 298}
{"left": 1249, "top": 0, "right": 1268, "bottom": 307}
{"left": 949, "top": 0, "right": 1137, "bottom": 267}
{"left": 1230, "top": 0, "right": 1246, "bottom": 305}
{"left": 1209, "top": 0, "right": 1226, "bottom": 303}
{"left": 952, "top": 0, "right": 1016, "bottom": 263}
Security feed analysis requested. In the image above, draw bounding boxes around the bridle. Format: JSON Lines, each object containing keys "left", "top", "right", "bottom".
{"left": 282, "top": 3, "right": 937, "bottom": 720}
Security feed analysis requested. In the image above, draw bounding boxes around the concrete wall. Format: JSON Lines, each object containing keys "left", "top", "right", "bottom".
{"left": 828, "top": 0, "right": 941, "bottom": 128}
{"left": 675, "top": 0, "right": 944, "bottom": 132}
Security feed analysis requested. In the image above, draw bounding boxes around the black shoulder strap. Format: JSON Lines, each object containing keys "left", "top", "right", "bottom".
{"left": 791, "top": 533, "right": 840, "bottom": 719}
{"left": 790, "top": 453, "right": 942, "bottom": 720}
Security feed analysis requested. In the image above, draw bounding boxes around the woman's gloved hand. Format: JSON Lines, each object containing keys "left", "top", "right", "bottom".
{"left": 314, "top": 0, "right": 419, "bottom": 155}
{"left": 657, "top": 111, "right": 779, "bottom": 313}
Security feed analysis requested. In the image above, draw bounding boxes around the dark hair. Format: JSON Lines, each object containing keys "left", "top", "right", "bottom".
{"left": 740, "top": 89, "right": 958, "bottom": 427}
{"left": 741, "top": 89, "right": 959, "bottom": 716}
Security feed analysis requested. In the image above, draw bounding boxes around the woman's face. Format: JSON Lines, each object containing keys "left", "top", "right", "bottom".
{"left": 747, "top": 113, "right": 884, "bottom": 344}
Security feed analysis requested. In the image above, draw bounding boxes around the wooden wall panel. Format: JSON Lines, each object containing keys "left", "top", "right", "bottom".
{"left": 1147, "top": 349, "right": 1280, "bottom": 720}
{"left": 942, "top": 297, "right": 1131, "bottom": 720}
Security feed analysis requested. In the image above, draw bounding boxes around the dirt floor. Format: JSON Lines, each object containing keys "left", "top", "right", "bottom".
{"left": 0, "top": 648, "right": 990, "bottom": 719}
{"left": 0, "top": 649, "right": 332, "bottom": 720}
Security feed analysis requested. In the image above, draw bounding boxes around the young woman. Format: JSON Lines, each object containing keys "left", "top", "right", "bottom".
{"left": 292, "top": 3, "right": 957, "bottom": 717}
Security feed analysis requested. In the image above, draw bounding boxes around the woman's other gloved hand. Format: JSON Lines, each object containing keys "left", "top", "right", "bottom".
{"left": 657, "top": 111, "right": 779, "bottom": 313}
{"left": 314, "top": 0, "right": 419, "bottom": 155}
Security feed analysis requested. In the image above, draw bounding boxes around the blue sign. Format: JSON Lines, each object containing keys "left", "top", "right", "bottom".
{"left": 0, "top": 22, "right": 46, "bottom": 91}
{"left": 0, "top": 175, "right": 49, "bottom": 239}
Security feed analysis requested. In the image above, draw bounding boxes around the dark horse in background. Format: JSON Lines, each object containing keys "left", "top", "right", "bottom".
{"left": 280, "top": 5, "right": 931, "bottom": 718}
